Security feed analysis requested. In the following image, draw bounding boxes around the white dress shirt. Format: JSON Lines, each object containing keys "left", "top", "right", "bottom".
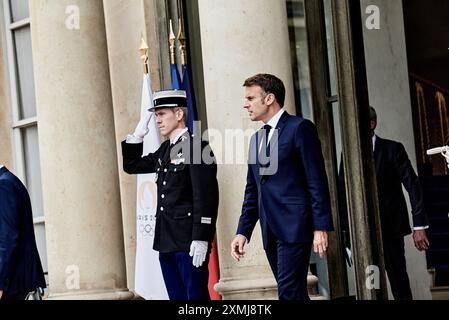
{"left": 170, "top": 128, "right": 189, "bottom": 145}
{"left": 265, "top": 108, "right": 285, "bottom": 145}
{"left": 258, "top": 108, "right": 285, "bottom": 153}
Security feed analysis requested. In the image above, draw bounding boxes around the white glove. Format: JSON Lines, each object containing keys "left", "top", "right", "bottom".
{"left": 189, "top": 240, "right": 208, "bottom": 268}
{"left": 133, "top": 112, "right": 153, "bottom": 139}
{"left": 444, "top": 151, "right": 449, "bottom": 169}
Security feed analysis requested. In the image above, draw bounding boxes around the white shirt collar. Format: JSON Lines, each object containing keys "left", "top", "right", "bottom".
{"left": 170, "top": 128, "right": 189, "bottom": 145}
{"left": 372, "top": 134, "right": 377, "bottom": 152}
{"left": 0, "top": 165, "right": 4, "bottom": 169}
{"left": 265, "top": 108, "right": 285, "bottom": 129}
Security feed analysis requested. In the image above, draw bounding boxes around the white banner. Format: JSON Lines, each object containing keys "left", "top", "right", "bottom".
{"left": 134, "top": 74, "right": 168, "bottom": 300}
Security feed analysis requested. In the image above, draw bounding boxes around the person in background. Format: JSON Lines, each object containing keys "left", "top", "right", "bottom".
{"left": 339, "top": 106, "right": 430, "bottom": 300}
{"left": 0, "top": 165, "right": 46, "bottom": 300}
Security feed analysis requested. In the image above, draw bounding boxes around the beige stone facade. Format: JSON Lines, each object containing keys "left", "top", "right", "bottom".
{"left": 0, "top": 0, "right": 436, "bottom": 300}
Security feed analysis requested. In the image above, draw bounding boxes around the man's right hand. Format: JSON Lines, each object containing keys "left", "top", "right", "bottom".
{"left": 231, "top": 234, "right": 247, "bottom": 262}
{"left": 413, "top": 230, "right": 430, "bottom": 251}
{"left": 133, "top": 112, "right": 153, "bottom": 139}
{"left": 0, "top": 290, "right": 3, "bottom": 300}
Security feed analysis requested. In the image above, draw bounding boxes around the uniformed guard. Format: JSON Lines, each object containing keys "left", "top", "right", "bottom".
{"left": 122, "top": 89, "right": 219, "bottom": 301}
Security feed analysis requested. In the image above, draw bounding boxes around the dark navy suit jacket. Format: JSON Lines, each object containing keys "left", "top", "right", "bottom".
{"left": 373, "top": 137, "right": 428, "bottom": 238}
{"left": 237, "top": 112, "right": 334, "bottom": 248}
{"left": 338, "top": 136, "right": 429, "bottom": 242}
{"left": 0, "top": 167, "right": 46, "bottom": 295}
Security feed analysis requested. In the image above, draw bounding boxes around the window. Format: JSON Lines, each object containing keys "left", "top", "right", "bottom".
{"left": 286, "top": 0, "right": 313, "bottom": 119}
{"left": 2, "top": 0, "right": 48, "bottom": 285}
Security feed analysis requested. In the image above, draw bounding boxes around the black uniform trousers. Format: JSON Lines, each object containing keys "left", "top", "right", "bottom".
{"left": 159, "top": 251, "right": 210, "bottom": 301}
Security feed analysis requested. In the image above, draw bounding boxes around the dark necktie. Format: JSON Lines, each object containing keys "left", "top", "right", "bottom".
{"left": 263, "top": 124, "right": 272, "bottom": 147}
{"left": 167, "top": 142, "right": 176, "bottom": 162}
{"left": 259, "top": 124, "right": 272, "bottom": 168}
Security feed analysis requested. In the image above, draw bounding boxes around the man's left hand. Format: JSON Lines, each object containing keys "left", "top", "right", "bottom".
{"left": 189, "top": 241, "right": 208, "bottom": 268}
{"left": 313, "top": 231, "right": 328, "bottom": 258}
{"left": 413, "top": 230, "right": 430, "bottom": 251}
{"left": 0, "top": 290, "right": 3, "bottom": 300}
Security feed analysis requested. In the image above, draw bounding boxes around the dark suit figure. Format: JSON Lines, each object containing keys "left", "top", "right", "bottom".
{"left": 231, "top": 74, "right": 333, "bottom": 300}
{"left": 0, "top": 166, "right": 46, "bottom": 300}
{"left": 339, "top": 107, "right": 430, "bottom": 300}
{"left": 122, "top": 90, "right": 219, "bottom": 300}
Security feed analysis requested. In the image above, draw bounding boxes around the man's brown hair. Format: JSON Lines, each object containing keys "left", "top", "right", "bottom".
{"left": 243, "top": 74, "right": 286, "bottom": 107}
{"left": 174, "top": 107, "right": 188, "bottom": 124}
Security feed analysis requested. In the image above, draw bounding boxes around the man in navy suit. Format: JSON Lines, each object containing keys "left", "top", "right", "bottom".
{"left": 0, "top": 165, "right": 46, "bottom": 300}
{"left": 231, "top": 74, "right": 334, "bottom": 300}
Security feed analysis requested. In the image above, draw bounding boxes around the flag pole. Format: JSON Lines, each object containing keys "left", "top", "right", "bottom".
{"left": 177, "top": 18, "right": 187, "bottom": 66}
{"left": 169, "top": 20, "right": 176, "bottom": 65}
{"left": 134, "top": 35, "right": 167, "bottom": 300}
{"left": 139, "top": 36, "right": 149, "bottom": 75}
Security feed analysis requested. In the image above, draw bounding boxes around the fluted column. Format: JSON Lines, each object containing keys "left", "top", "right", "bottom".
{"left": 30, "top": 0, "right": 132, "bottom": 299}
{"left": 197, "top": 0, "right": 296, "bottom": 299}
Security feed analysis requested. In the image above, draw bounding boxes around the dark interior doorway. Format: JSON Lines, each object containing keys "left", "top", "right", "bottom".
{"left": 403, "top": 0, "right": 449, "bottom": 287}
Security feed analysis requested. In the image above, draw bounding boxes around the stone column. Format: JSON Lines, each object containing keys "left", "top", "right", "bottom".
{"left": 30, "top": 0, "right": 132, "bottom": 299}
{"left": 197, "top": 0, "right": 296, "bottom": 299}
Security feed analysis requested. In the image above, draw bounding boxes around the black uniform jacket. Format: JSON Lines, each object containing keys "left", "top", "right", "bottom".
{"left": 122, "top": 131, "right": 219, "bottom": 253}
{"left": 373, "top": 137, "right": 428, "bottom": 238}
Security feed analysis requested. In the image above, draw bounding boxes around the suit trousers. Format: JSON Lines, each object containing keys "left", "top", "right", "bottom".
{"left": 383, "top": 237, "right": 413, "bottom": 300}
{"left": 265, "top": 226, "right": 312, "bottom": 300}
{"left": 159, "top": 251, "right": 210, "bottom": 301}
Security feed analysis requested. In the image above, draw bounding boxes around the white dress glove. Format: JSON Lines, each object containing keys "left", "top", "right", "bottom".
{"left": 133, "top": 112, "right": 153, "bottom": 139}
{"left": 444, "top": 150, "right": 449, "bottom": 169}
{"left": 189, "top": 240, "right": 208, "bottom": 268}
